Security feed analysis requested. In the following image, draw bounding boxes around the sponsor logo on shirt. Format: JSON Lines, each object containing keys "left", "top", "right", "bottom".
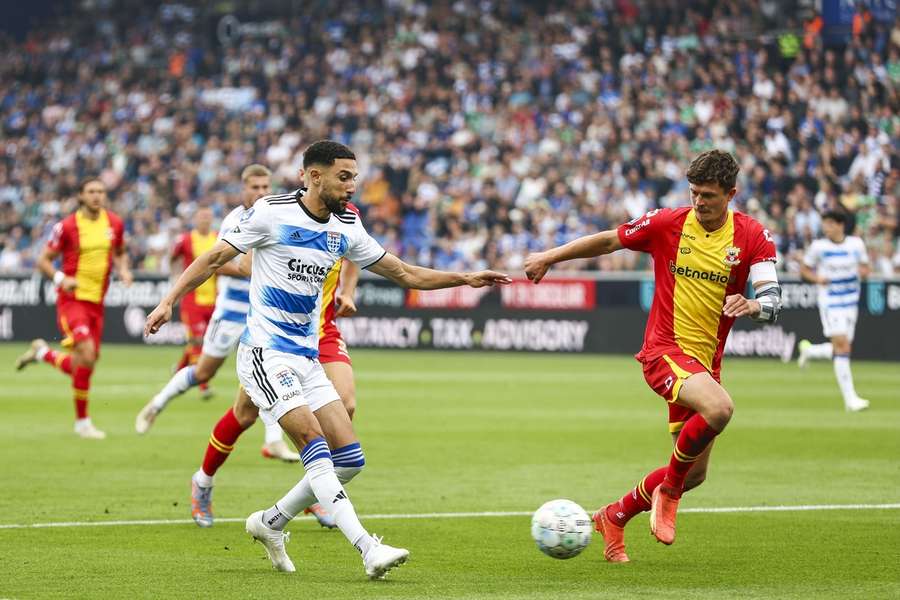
{"left": 286, "top": 258, "right": 329, "bottom": 283}
{"left": 625, "top": 219, "right": 650, "bottom": 236}
{"left": 668, "top": 261, "right": 731, "bottom": 285}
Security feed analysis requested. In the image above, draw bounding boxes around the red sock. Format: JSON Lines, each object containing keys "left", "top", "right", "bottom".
{"left": 72, "top": 365, "right": 93, "bottom": 420}
{"left": 175, "top": 350, "right": 190, "bottom": 371}
{"left": 664, "top": 413, "right": 719, "bottom": 493}
{"left": 201, "top": 408, "right": 250, "bottom": 476}
{"left": 606, "top": 466, "right": 667, "bottom": 527}
{"left": 42, "top": 349, "right": 73, "bottom": 375}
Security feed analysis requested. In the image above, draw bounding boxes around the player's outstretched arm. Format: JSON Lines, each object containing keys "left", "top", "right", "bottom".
{"left": 524, "top": 230, "right": 623, "bottom": 284}
{"left": 368, "top": 252, "right": 511, "bottom": 290}
{"left": 144, "top": 240, "right": 240, "bottom": 336}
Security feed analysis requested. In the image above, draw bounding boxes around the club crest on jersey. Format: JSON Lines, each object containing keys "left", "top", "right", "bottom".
{"left": 326, "top": 231, "right": 342, "bottom": 255}
{"left": 722, "top": 246, "right": 741, "bottom": 267}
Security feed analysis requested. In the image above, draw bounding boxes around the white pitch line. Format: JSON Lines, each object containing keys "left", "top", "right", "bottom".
{"left": 0, "top": 503, "right": 898, "bottom": 531}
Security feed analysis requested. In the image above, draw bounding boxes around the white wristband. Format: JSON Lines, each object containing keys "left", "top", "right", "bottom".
{"left": 53, "top": 271, "right": 65, "bottom": 286}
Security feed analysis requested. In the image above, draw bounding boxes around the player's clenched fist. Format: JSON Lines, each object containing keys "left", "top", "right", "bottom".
{"left": 144, "top": 302, "right": 173, "bottom": 337}
{"left": 524, "top": 252, "right": 551, "bottom": 284}
{"left": 722, "top": 294, "right": 761, "bottom": 318}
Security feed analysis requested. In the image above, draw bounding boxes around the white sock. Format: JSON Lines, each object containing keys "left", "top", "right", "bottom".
{"left": 263, "top": 419, "right": 284, "bottom": 445}
{"left": 74, "top": 417, "right": 92, "bottom": 428}
{"left": 833, "top": 355, "right": 858, "bottom": 405}
{"left": 36, "top": 346, "right": 49, "bottom": 361}
{"left": 193, "top": 468, "right": 214, "bottom": 488}
{"left": 151, "top": 366, "right": 198, "bottom": 411}
{"left": 298, "top": 438, "right": 373, "bottom": 554}
{"left": 272, "top": 464, "right": 364, "bottom": 525}
{"left": 807, "top": 343, "right": 833, "bottom": 360}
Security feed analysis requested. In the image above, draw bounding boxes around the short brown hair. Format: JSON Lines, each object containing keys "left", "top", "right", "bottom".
{"left": 78, "top": 178, "right": 103, "bottom": 193}
{"left": 686, "top": 150, "right": 739, "bottom": 191}
{"left": 241, "top": 164, "right": 271, "bottom": 181}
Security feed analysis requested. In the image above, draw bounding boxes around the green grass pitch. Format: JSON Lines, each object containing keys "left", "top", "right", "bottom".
{"left": 0, "top": 344, "right": 898, "bottom": 599}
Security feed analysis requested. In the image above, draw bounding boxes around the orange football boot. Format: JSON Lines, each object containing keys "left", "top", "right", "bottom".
{"left": 592, "top": 505, "right": 630, "bottom": 562}
{"left": 649, "top": 485, "right": 680, "bottom": 545}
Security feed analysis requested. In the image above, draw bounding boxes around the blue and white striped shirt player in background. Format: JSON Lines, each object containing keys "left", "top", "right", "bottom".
{"left": 143, "top": 140, "right": 512, "bottom": 578}
{"left": 137, "top": 164, "right": 305, "bottom": 468}
{"left": 797, "top": 210, "right": 871, "bottom": 412}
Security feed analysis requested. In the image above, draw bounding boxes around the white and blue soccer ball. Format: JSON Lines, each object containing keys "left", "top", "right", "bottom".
{"left": 531, "top": 499, "right": 592, "bottom": 559}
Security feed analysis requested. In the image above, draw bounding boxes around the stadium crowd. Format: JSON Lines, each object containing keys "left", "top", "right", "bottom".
{"left": 1, "top": 0, "right": 899, "bottom": 276}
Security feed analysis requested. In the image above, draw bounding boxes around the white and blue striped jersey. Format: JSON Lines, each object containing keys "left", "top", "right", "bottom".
{"left": 211, "top": 205, "right": 252, "bottom": 324}
{"left": 222, "top": 189, "right": 385, "bottom": 358}
{"left": 803, "top": 236, "right": 868, "bottom": 310}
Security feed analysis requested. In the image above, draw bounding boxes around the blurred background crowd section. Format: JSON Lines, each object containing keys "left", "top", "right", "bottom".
{"left": 1, "top": 0, "right": 899, "bottom": 276}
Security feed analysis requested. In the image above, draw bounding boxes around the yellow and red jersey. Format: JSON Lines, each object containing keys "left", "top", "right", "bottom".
{"left": 617, "top": 206, "right": 777, "bottom": 377}
{"left": 172, "top": 230, "right": 218, "bottom": 308}
{"left": 47, "top": 208, "right": 125, "bottom": 305}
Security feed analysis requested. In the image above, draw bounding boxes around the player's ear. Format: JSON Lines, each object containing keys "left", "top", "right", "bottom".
{"left": 727, "top": 187, "right": 737, "bottom": 202}
{"left": 306, "top": 167, "right": 322, "bottom": 187}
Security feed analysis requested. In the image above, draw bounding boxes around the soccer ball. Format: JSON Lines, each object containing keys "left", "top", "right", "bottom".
{"left": 530, "top": 499, "right": 592, "bottom": 559}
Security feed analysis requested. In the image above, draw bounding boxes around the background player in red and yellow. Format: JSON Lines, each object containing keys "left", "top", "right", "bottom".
{"left": 525, "top": 150, "right": 781, "bottom": 561}
{"left": 16, "top": 179, "right": 132, "bottom": 439}
{"left": 171, "top": 206, "right": 218, "bottom": 398}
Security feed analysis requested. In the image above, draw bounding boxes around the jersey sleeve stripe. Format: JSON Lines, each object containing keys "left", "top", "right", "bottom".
{"left": 223, "top": 239, "right": 245, "bottom": 254}
{"left": 361, "top": 250, "right": 387, "bottom": 270}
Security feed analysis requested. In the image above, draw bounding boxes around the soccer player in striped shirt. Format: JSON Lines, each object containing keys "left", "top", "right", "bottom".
{"left": 144, "top": 140, "right": 511, "bottom": 577}
{"left": 135, "top": 166, "right": 273, "bottom": 436}
{"left": 525, "top": 150, "right": 782, "bottom": 561}
{"left": 16, "top": 179, "right": 132, "bottom": 439}
{"left": 796, "top": 211, "right": 871, "bottom": 411}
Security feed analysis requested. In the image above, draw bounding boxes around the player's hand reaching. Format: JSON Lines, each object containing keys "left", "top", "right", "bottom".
{"left": 334, "top": 293, "right": 357, "bottom": 318}
{"left": 144, "top": 302, "right": 173, "bottom": 337}
{"left": 722, "top": 294, "right": 761, "bottom": 319}
{"left": 524, "top": 252, "right": 551, "bottom": 284}
{"left": 463, "top": 271, "right": 512, "bottom": 288}
{"left": 60, "top": 276, "right": 78, "bottom": 293}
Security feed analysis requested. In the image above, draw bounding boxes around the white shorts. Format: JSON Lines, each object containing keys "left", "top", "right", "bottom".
{"left": 819, "top": 305, "right": 858, "bottom": 341}
{"left": 201, "top": 318, "right": 245, "bottom": 358}
{"left": 236, "top": 343, "right": 340, "bottom": 423}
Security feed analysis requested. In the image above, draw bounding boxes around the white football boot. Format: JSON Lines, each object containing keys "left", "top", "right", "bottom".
{"left": 74, "top": 419, "right": 106, "bottom": 440}
{"left": 135, "top": 401, "right": 160, "bottom": 434}
{"left": 245, "top": 510, "right": 296, "bottom": 572}
{"left": 845, "top": 397, "right": 870, "bottom": 412}
{"left": 363, "top": 535, "right": 409, "bottom": 579}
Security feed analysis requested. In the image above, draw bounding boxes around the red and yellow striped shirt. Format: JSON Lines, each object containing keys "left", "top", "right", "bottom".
{"left": 617, "top": 207, "right": 777, "bottom": 377}
{"left": 172, "top": 230, "right": 218, "bottom": 307}
{"left": 47, "top": 208, "right": 125, "bottom": 305}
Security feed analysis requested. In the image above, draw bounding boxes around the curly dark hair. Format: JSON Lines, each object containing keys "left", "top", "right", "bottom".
{"left": 685, "top": 150, "right": 740, "bottom": 191}
{"left": 302, "top": 140, "right": 356, "bottom": 169}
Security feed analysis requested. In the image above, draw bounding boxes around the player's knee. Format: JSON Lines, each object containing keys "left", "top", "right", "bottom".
{"left": 705, "top": 394, "right": 734, "bottom": 430}
{"left": 73, "top": 344, "right": 97, "bottom": 367}
{"left": 194, "top": 363, "right": 215, "bottom": 383}
{"left": 232, "top": 402, "right": 258, "bottom": 428}
{"left": 343, "top": 395, "right": 357, "bottom": 420}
